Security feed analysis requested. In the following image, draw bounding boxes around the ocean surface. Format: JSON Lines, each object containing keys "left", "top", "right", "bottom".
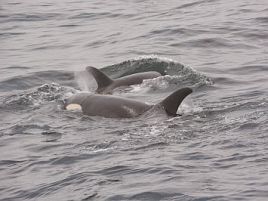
{"left": 1, "top": 0, "right": 268, "bottom": 200}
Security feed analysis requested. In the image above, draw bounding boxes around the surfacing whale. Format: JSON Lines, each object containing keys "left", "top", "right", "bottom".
{"left": 65, "top": 87, "right": 192, "bottom": 118}
{"left": 86, "top": 66, "right": 161, "bottom": 94}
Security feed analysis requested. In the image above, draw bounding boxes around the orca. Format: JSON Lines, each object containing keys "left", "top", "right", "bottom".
{"left": 86, "top": 66, "right": 161, "bottom": 94}
{"left": 64, "top": 87, "right": 192, "bottom": 118}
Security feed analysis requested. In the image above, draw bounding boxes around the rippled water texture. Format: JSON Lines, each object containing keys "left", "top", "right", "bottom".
{"left": 1, "top": 0, "right": 268, "bottom": 201}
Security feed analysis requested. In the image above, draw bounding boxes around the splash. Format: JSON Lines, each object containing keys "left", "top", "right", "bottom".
{"left": 2, "top": 83, "right": 76, "bottom": 108}
{"left": 101, "top": 56, "right": 212, "bottom": 88}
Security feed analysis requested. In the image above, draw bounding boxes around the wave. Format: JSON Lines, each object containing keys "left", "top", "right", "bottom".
{"left": 96, "top": 56, "right": 212, "bottom": 90}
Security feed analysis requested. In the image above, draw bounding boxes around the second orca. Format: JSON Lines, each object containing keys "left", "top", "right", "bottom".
{"left": 86, "top": 66, "right": 161, "bottom": 94}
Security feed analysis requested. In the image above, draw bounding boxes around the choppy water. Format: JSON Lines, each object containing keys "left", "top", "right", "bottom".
{"left": 1, "top": 0, "right": 268, "bottom": 200}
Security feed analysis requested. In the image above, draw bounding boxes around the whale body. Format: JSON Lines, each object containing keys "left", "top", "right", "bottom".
{"left": 65, "top": 87, "right": 192, "bottom": 118}
{"left": 86, "top": 66, "right": 161, "bottom": 94}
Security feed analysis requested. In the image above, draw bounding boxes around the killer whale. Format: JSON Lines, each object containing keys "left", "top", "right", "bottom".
{"left": 86, "top": 66, "right": 161, "bottom": 94}
{"left": 65, "top": 87, "right": 192, "bottom": 118}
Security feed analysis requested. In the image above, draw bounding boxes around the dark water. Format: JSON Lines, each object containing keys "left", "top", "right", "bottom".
{"left": 1, "top": 0, "right": 268, "bottom": 200}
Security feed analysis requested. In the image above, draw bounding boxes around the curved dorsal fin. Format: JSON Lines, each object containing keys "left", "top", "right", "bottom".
{"left": 86, "top": 66, "right": 113, "bottom": 91}
{"left": 160, "top": 87, "right": 192, "bottom": 116}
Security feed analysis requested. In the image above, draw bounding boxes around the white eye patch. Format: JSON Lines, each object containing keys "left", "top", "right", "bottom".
{"left": 66, "top": 104, "right": 82, "bottom": 111}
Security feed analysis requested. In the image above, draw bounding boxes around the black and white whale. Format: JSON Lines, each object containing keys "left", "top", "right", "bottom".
{"left": 86, "top": 66, "right": 161, "bottom": 94}
{"left": 65, "top": 87, "right": 192, "bottom": 118}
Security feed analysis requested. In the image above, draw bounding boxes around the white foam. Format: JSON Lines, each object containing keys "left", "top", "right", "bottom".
{"left": 149, "top": 124, "right": 167, "bottom": 136}
{"left": 122, "top": 105, "right": 138, "bottom": 116}
{"left": 177, "top": 97, "right": 203, "bottom": 115}
{"left": 126, "top": 75, "right": 181, "bottom": 94}
{"left": 133, "top": 55, "right": 175, "bottom": 63}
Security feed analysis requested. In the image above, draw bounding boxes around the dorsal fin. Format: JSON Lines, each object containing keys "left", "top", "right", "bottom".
{"left": 86, "top": 66, "right": 113, "bottom": 92}
{"left": 160, "top": 87, "right": 193, "bottom": 116}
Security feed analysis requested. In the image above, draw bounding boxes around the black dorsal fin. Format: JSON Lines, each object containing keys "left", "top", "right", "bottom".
{"left": 160, "top": 87, "right": 193, "bottom": 116}
{"left": 86, "top": 66, "right": 113, "bottom": 91}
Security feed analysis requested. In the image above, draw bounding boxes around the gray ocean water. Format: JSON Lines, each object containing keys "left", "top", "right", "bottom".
{"left": 1, "top": 0, "right": 268, "bottom": 200}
